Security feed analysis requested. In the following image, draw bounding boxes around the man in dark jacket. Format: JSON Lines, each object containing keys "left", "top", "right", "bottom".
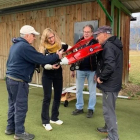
{"left": 94, "top": 26, "right": 123, "bottom": 140}
{"left": 5, "top": 25, "right": 63, "bottom": 140}
{"left": 71, "top": 24, "right": 99, "bottom": 118}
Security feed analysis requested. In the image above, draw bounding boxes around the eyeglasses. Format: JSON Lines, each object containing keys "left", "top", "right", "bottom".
{"left": 47, "top": 36, "right": 55, "bottom": 40}
{"left": 83, "top": 31, "right": 92, "bottom": 34}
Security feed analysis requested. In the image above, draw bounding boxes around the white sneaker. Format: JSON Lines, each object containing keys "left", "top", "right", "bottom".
{"left": 50, "top": 120, "right": 63, "bottom": 125}
{"left": 43, "top": 124, "right": 52, "bottom": 131}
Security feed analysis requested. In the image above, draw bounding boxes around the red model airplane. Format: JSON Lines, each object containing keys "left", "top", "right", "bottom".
{"left": 60, "top": 37, "right": 103, "bottom": 69}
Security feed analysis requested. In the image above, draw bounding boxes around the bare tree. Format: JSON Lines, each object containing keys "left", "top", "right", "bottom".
{"left": 130, "top": 14, "right": 140, "bottom": 51}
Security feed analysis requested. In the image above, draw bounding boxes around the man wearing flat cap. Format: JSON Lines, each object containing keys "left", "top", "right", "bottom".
{"left": 5, "top": 25, "right": 63, "bottom": 140}
{"left": 94, "top": 25, "right": 123, "bottom": 140}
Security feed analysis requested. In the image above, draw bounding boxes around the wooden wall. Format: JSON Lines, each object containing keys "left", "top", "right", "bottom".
{"left": 120, "top": 12, "right": 130, "bottom": 84}
{"left": 0, "top": 0, "right": 130, "bottom": 86}
{"left": 0, "top": 0, "right": 46, "bottom": 9}
{"left": 0, "top": 1, "right": 107, "bottom": 87}
{"left": 112, "top": 6, "right": 130, "bottom": 84}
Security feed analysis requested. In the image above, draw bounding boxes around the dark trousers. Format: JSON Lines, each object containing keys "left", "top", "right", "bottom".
{"left": 102, "top": 91, "right": 119, "bottom": 140}
{"left": 41, "top": 69, "right": 63, "bottom": 124}
{"left": 6, "top": 77, "right": 29, "bottom": 134}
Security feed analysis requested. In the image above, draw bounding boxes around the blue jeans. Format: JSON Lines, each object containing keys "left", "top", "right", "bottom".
{"left": 76, "top": 70, "right": 96, "bottom": 111}
{"left": 6, "top": 77, "right": 29, "bottom": 134}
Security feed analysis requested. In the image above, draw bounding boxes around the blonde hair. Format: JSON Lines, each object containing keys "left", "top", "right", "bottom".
{"left": 39, "top": 28, "right": 61, "bottom": 53}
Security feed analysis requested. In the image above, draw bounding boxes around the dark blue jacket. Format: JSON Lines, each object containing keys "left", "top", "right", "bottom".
{"left": 6, "top": 37, "right": 59, "bottom": 83}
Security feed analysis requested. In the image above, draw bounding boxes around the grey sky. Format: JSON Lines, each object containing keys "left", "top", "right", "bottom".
{"left": 131, "top": 12, "right": 140, "bottom": 27}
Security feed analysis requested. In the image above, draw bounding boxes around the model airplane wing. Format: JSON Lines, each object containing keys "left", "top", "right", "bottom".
{"left": 65, "top": 36, "right": 94, "bottom": 53}
{"left": 60, "top": 43, "right": 102, "bottom": 65}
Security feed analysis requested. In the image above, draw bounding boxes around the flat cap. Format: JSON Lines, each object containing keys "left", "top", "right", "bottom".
{"left": 94, "top": 25, "right": 112, "bottom": 35}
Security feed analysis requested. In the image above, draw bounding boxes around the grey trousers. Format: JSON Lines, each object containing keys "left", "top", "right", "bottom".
{"left": 102, "top": 91, "right": 119, "bottom": 140}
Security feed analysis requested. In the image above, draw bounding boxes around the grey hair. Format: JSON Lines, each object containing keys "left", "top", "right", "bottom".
{"left": 20, "top": 34, "right": 26, "bottom": 38}
{"left": 83, "top": 24, "right": 94, "bottom": 32}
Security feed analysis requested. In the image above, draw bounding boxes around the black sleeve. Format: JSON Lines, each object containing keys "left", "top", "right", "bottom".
{"left": 35, "top": 64, "right": 40, "bottom": 73}
{"left": 100, "top": 45, "right": 116, "bottom": 81}
{"left": 92, "top": 38, "right": 98, "bottom": 44}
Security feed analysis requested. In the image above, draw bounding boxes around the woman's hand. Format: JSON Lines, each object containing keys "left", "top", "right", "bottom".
{"left": 44, "top": 64, "right": 60, "bottom": 70}
{"left": 52, "top": 64, "right": 60, "bottom": 69}
{"left": 56, "top": 50, "right": 63, "bottom": 59}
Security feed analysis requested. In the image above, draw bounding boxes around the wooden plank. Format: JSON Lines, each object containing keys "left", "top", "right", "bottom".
{"left": 81, "top": 3, "right": 87, "bottom": 21}
{"left": 123, "top": 14, "right": 130, "bottom": 84}
{"left": 60, "top": 6, "right": 66, "bottom": 16}
{"left": 53, "top": 16, "right": 59, "bottom": 33}
{"left": 0, "top": 15, "right": 5, "bottom": 23}
{"left": 121, "top": 11, "right": 126, "bottom": 84}
{"left": 11, "top": 14, "right": 16, "bottom": 22}
{"left": 99, "top": 0, "right": 106, "bottom": 26}
{"left": 59, "top": 15, "right": 65, "bottom": 41}
{"left": 46, "top": 8, "right": 55, "bottom": 17}
{"left": 39, "top": 18, "right": 46, "bottom": 37}
{"left": 66, "top": 5, "right": 72, "bottom": 15}
{"left": 75, "top": 4, "right": 82, "bottom": 22}
{"left": 34, "top": 9, "right": 45, "bottom": 19}
{"left": 35, "top": 18, "right": 41, "bottom": 50}
{"left": 0, "top": 56, "right": 2, "bottom": 79}
{"left": 45, "top": 17, "right": 50, "bottom": 28}
{"left": 6, "top": 22, "right": 9, "bottom": 57}
{"left": 1, "top": 23, "right": 6, "bottom": 56}
{"left": 15, "top": 21, "right": 20, "bottom": 38}
{"left": 55, "top": 6, "right": 64, "bottom": 16}
{"left": 65, "top": 14, "right": 74, "bottom": 46}
{"left": 6, "top": 21, "right": 15, "bottom": 57}
{"left": 0, "top": 23, "right": 2, "bottom": 55}
{"left": 49, "top": 16, "right": 55, "bottom": 31}
{"left": 91, "top": 2, "right": 96, "bottom": 20}
{"left": 0, "top": 0, "right": 46, "bottom": 9}
{"left": 3, "top": 56, "right": 6, "bottom": 79}
{"left": 86, "top": 2, "right": 92, "bottom": 21}
{"left": 1, "top": 56, "right": 4, "bottom": 79}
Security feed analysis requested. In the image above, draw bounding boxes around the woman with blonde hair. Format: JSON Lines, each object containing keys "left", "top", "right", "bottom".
{"left": 39, "top": 28, "right": 68, "bottom": 131}
{"left": 39, "top": 28, "right": 62, "bottom": 54}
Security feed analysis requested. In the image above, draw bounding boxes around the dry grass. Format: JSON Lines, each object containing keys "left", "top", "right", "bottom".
{"left": 129, "top": 50, "right": 140, "bottom": 85}
{"left": 120, "top": 50, "right": 140, "bottom": 99}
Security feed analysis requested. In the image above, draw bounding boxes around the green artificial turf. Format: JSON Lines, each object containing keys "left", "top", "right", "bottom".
{"left": 0, "top": 80, "right": 140, "bottom": 140}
